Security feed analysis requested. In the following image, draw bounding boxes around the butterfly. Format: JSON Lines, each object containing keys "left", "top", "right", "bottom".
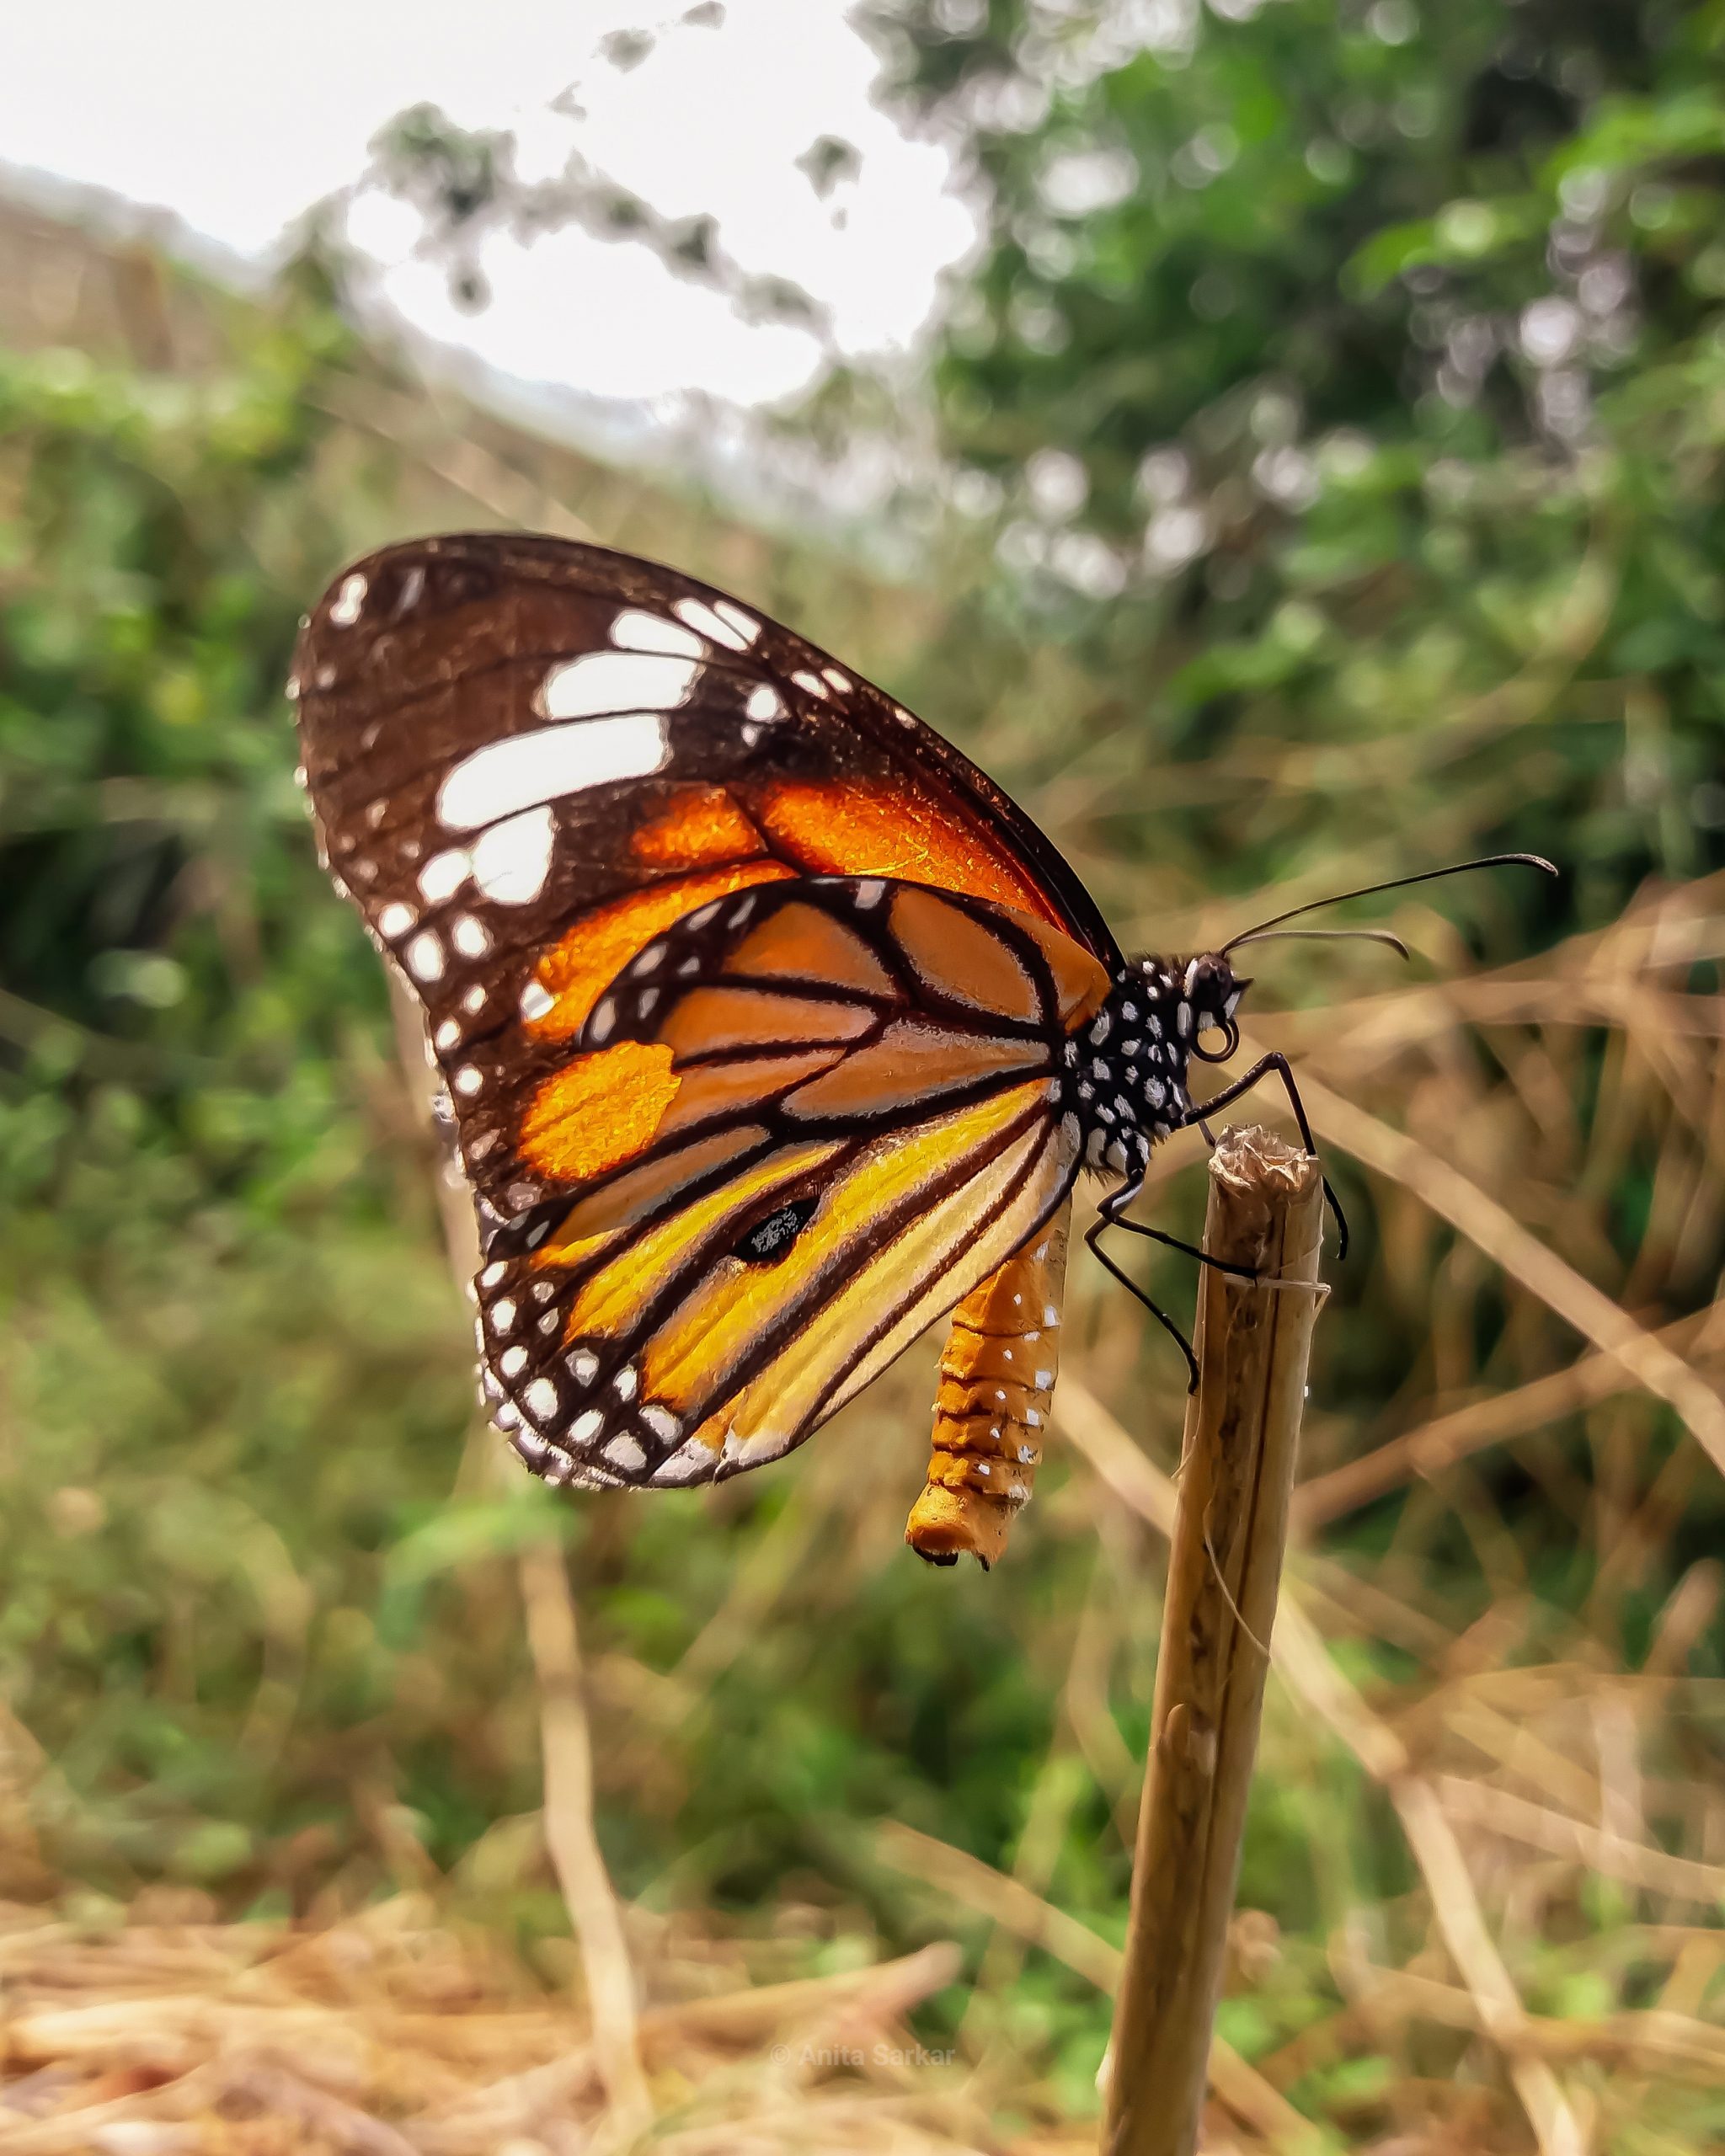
{"left": 291, "top": 533, "right": 1549, "bottom": 1566}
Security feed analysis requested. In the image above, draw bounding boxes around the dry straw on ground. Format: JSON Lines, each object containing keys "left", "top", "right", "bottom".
{"left": 0, "top": 1888, "right": 1021, "bottom": 2155}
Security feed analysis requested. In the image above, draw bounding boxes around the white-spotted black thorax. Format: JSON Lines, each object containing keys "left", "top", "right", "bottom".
{"left": 1056, "top": 950, "right": 1249, "bottom": 1182}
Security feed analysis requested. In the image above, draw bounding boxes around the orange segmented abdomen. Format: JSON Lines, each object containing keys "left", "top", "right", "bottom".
{"left": 904, "top": 1208, "right": 1069, "bottom": 1569}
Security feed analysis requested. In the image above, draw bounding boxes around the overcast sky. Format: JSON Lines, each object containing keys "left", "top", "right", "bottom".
{"left": 0, "top": 1, "right": 975, "bottom": 411}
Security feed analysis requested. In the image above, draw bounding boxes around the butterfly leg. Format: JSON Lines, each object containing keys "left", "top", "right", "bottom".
{"left": 1185, "top": 1052, "right": 1349, "bottom": 1260}
{"left": 1096, "top": 1194, "right": 1258, "bottom": 1282}
{"left": 1081, "top": 1203, "right": 1201, "bottom": 1392}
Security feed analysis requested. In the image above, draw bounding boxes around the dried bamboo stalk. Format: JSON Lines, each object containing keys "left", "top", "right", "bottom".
{"left": 1102, "top": 1125, "right": 1325, "bottom": 2156}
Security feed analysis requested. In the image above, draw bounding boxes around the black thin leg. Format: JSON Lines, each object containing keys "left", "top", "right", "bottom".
{"left": 1184, "top": 1052, "right": 1349, "bottom": 1260}
{"left": 1097, "top": 1198, "right": 1258, "bottom": 1282}
{"left": 1081, "top": 1211, "right": 1200, "bottom": 1391}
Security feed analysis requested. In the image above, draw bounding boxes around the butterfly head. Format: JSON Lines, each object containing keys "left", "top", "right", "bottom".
{"left": 1177, "top": 951, "right": 1249, "bottom": 1062}
{"left": 1121, "top": 949, "right": 1248, "bottom": 1067}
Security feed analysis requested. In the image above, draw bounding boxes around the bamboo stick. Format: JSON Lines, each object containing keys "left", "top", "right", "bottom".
{"left": 1102, "top": 1124, "right": 1325, "bottom": 2156}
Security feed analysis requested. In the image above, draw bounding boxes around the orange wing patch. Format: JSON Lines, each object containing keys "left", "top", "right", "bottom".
{"left": 558, "top": 1121, "right": 769, "bottom": 1241}
{"left": 904, "top": 1210, "right": 1071, "bottom": 1569}
{"left": 527, "top": 862, "right": 795, "bottom": 1042}
{"left": 519, "top": 1042, "right": 681, "bottom": 1184}
{"left": 889, "top": 885, "right": 1042, "bottom": 1022}
{"left": 631, "top": 786, "right": 764, "bottom": 871}
{"left": 759, "top": 778, "right": 1063, "bottom": 926}
{"left": 728, "top": 899, "right": 896, "bottom": 998}
{"left": 656, "top": 1049, "right": 845, "bottom": 1139}
{"left": 778, "top": 1022, "right": 1048, "bottom": 1122}
{"left": 657, "top": 985, "right": 876, "bottom": 1060}
{"left": 1011, "top": 912, "right": 1111, "bottom": 1029}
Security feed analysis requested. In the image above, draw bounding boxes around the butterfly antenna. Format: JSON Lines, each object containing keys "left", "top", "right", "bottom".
{"left": 1224, "top": 925, "right": 1413, "bottom": 960}
{"left": 1221, "top": 852, "right": 1556, "bottom": 953}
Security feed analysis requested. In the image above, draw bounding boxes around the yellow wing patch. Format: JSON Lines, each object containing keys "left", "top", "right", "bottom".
{"left": 561, "top": 1137, "right": 843, "bottom": 1341}
{"left": 697, "top": 1102, "right": 1076, "bottom": 1489}
{"left": 635, "top": 1083, "right": 1049, "bottom": 1422}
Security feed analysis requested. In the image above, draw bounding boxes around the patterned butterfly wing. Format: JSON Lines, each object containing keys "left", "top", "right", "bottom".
{"left": 293, "top": 534, "right": 1117, "bottom": 1549}
{"left": 452, "top": 875, "right": 1104, "bottom": 1491}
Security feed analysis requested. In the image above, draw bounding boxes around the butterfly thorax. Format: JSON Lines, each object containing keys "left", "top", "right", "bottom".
{"left": 1060, "top": 951, "right": 1246, "bottom": 1182}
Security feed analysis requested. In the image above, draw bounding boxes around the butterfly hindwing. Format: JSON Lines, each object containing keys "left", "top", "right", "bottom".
{"left": 467, "top": 876, "right": 1103, "bottom": 1486}
{"left": 483, "top": 1077, "right": 1077, "bottom": 1491}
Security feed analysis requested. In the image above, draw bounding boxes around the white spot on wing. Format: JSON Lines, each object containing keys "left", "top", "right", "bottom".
{"left": 419, "top": 849, "right": 471, "bottom": 903}
{"left": 439, "top": 719, "right": 668, "bottom": 830}
{"left": 611, "top": 607, "right": 704, "bottom": 658}
{"left": 520, "top": 979, "right": 555, "bottom": 1022}
{"left": 329, "top": 572, "right": 366, "bottom": 627}
{"left": 653, "top": 1444, "right": 710, "bottom": 1484}
{"left": 745, "top": 682, "right": 785, "bottom": 723}
{"left": 451, "top": 915, "right": 490, "bottom": 958}
{"left": 672, "top": 595, "right": 748, "bottom": 651}
{"left": 714, "top": 599, "right": 761, "bottom": 646}
{"left": 604, "top": 1434, "right": 647, "bottom": 1471}
{"left": 525, "top": 1378, "right": 560, "bottom": 1423}
{"left": 791, "top": 669, "right": 829, "bottom": 699}
{"left": 499, "top": 1345, "right": 527, "bottom": 1378}
{"left": 473, "top": 803, "right": 555, "bottom": 905}
{"left": 406, "top": 931, "right": 446, "bottom": 981}
{"left": 453, "top": 1065, "right": 483, "bottom": 1097}
{"left": 377, "top": 902, "right": 414, "bottom": 940}
{"left": 541, "top": 649, "right": 699, "bottom": 720}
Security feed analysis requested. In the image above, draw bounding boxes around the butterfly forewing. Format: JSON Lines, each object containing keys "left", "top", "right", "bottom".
{"left": 293, "top": 534, "right": 1117, "bottom": 1528}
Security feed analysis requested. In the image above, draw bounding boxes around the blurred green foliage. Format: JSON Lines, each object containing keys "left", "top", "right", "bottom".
{"left": 870, "top": 0, "right": 1725, "bottom": 922}
{"left": 1, "top": 3, "right": 1723, "bottom": 2135}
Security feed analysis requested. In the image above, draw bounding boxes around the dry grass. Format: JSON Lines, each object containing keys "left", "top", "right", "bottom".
{"left": 0, "top": 1886, "right": 1058, "bottom": 2154}
{"left": 2, "top": 202, "right": 1723, "bottom": 2154}
{"left": 6, "top": 776, "right": 1721, "bottom": 2155}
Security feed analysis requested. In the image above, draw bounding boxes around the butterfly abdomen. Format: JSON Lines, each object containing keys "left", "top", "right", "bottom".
{"left": 905, "top": 1219, "right": 1068, "bottom": 1569}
